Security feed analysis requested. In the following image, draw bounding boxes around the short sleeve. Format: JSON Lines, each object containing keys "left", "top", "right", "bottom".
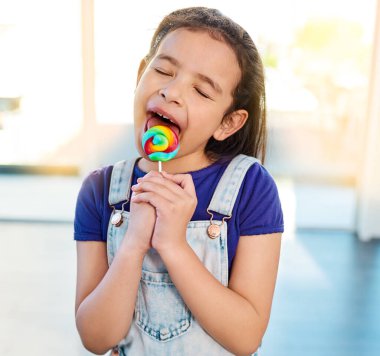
{"left": 74, "top": 169, "right": 108, "bottom": 242}
{"left": 238, "top": 163, "right": 284, "bottom": 236}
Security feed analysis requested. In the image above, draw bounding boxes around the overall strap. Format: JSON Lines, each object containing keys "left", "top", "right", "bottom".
{"left": 207, "top": 154, "right": 260, "bottom": 216}
{"left": 108, "top": 158, "right": 138, "bottom": 206}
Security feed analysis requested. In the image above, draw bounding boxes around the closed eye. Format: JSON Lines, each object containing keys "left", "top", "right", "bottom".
{"left": 154, "top": 68, "right": 171, "bottom": 76}
{"left": 195, "top": 87, "right": 211, "bottom": 99}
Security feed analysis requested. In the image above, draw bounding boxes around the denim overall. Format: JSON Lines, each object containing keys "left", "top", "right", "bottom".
{"left": 107, "top": 154, "right": 260, "bottom": 356}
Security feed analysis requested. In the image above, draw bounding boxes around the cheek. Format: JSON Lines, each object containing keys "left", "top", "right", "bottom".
{"left": 184, "top": 119, "right": 220, "bottom": 145}
{"left": 134, "top": 85, "right": 144, "bottom": 107}
{"left": 134, "top": 85, "right": 148, "bottom": 122}
{"left": 134, "top": 72, "right": 152, "bottom": 100}
{"left": 133, "top": 128, "right": 146, "bottom": 156}
{"left": 191, "top": 106, "right": 225, "bottom": 130}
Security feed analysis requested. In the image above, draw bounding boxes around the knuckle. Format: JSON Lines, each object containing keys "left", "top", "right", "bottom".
{"left": 144, "top": 171, "right": 155, "bottom": 180}
{"left": 151, "top": 170, "right": 160, "bottom": 177}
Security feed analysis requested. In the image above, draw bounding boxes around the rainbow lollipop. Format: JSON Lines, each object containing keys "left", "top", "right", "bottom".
{"left": 142, "top": 125, "right": 180, "bottom": 172}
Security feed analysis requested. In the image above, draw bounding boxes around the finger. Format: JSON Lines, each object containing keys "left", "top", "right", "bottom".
{"left": 135, "top": 175, "right": 184, "bottom": 196}
{"left": 137, "top": 173, "right": 165, "bottom": 186}
{"left": 131, "top": 179, "right": 181, "bottom": 203}
{"left": 132, "top": 176, "right": 197, "bottom": 214}
{"left": 138, "top": 170, "right": 162, "bottom": 181}
{"left": 130, "top": 191, "right": 169, "bottom": 211}
{"left": 160, "top": 172, "right": 196, "bottom": 196}
{"left": 131, "top": 190, "right": 141, "bottom": 197}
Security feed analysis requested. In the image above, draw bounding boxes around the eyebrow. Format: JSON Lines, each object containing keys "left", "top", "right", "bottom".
{"left": 156, "top": 54, "right": 223, "bottom": 94}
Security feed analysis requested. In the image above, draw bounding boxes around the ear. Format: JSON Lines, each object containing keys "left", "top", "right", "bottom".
{"left": 136, "top": 58, "right": 148, "bottom": 86}
{"left": 213, "top": 109, "right": 249, "bottom": 141}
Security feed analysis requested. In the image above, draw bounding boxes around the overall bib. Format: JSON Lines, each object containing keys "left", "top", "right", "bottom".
{"left": 107, "top": 154, "right": 260, "bottom": 356}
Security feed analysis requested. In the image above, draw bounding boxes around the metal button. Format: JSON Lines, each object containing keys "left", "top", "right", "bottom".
{"left": 111, "top": 212, "right": 123, "bottom": 227}
{"left": 207, "top": 224, "right": 220, "bottom": 238}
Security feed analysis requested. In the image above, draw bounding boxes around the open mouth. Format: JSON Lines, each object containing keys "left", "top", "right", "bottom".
{"left": 145, "top": 111, "right": 181, "bottom": 137}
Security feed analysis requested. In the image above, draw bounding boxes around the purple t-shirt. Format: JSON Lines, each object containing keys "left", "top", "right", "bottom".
{"left": 74, "top": 157, "right": 284, "bottom": 272}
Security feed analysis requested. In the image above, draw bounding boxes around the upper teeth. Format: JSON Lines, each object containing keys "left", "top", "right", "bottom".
{"left": 157, "top": 112, "right": 174, "bottom": 124}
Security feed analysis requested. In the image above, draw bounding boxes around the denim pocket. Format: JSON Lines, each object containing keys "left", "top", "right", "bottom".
{"left": 135, "top": 269, "right": 192, "bottom": 342}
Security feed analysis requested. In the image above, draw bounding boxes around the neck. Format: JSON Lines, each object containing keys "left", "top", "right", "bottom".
{"left": 137, "top": 151, "right": 215, "bottom": 174}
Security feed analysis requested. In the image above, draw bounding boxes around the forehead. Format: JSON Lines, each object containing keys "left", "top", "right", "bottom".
{"left": 154, "top": 28, "right": 241, "bottom": 94}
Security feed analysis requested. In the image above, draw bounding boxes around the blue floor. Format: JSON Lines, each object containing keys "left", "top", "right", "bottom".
{"left": 262, "top": 231, "right": 380, "bottom": 356}
{"left": 1, "top": 165, "right": 378, "bottom": 355}
{"left": 1, "top": 223, "right": 380, "bottom": 355}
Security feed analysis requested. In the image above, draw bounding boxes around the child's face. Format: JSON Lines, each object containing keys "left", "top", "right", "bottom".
{"left": 134, "top": 28, "right": 241, "bottom": 169}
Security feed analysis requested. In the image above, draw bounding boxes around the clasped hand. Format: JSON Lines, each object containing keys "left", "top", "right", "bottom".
{"left": 130, "top": 170, "right": 197, "bottom": 253}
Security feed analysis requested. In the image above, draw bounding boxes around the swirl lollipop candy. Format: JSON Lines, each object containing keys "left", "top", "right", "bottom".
{"left": 142, "top": 125, "right": 180, "bottom": 172}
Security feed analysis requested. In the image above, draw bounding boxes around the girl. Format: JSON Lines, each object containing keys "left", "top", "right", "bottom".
{"left": 74, "top": 7, "right": 284, "bottom": 356}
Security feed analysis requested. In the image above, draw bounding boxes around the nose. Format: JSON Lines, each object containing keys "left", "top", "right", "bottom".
{"left": 159, "top": 79, "right": 183, "bottom": 106}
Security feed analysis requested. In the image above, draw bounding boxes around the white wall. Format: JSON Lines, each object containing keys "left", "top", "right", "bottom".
{"left": 357, "top": 0, "right": 380, "bottom": 240}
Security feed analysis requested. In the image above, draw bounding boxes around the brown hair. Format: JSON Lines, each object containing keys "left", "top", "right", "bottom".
{"left": 145, "top": 7, "right": 267, "bottom": 163}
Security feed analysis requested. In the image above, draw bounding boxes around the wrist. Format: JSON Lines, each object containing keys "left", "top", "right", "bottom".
{"left": 120, "top": 233, "right": 150, "bottom": 260}
{"left": 155, "top": 239, "right": 190, "bottom": 260}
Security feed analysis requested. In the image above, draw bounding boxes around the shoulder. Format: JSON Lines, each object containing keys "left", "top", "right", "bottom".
{"left": 74, "top": 165, "right": 113, "bottom": 240}
{"left": 81, "top": 165, "right": 114, "bottom": 191}
{"left": 78, "top": 165, "right": 114, "bottom": 204}
{"left": 236, "top": 158, "right": 284, "bottom": 235}
{"left": 242, "top": 160, "right": 278, "bottom": 193}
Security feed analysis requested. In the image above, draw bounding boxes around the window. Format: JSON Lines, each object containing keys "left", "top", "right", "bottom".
{"left": 0, "top": 0, "right": 82, "bottom": 166}
{"left": 0, "top": 0, "right": 376, "bottom": 180}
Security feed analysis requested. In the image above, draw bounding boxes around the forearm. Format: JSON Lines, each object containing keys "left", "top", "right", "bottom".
{"left": 159, "top": 242, "right": 264, "bottom": 356}
{"left": 76, "top": 241, "right": 144, "bottom": 354}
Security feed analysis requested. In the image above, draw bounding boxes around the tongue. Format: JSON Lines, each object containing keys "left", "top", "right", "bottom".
{"left": 146, "top": 117, "right": 180, "bottom": 137}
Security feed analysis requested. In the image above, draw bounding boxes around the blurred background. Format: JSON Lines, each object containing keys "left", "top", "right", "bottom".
{"left": 0, "top": 0, "right": 379, "bottom": 355}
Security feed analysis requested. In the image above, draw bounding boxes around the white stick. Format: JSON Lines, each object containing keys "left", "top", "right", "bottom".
{"left": 158, "top": 161, "right": 162, "bottom": 173}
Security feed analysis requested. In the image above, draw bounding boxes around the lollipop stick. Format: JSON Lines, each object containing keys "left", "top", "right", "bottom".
{"left": 158, "top": 161, "right": 162, "bottom": 173}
